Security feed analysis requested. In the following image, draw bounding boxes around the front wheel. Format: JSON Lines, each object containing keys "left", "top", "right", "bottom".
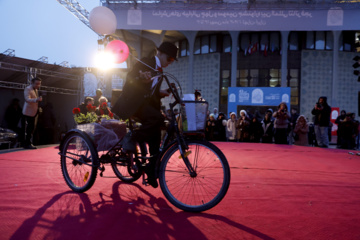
{"left": 159, "top": 140, "right": 230, "bottom": 212}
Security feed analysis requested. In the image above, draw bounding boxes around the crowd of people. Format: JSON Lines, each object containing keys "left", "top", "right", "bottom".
{"left": 1, "top": 76, "right": 359, "bottom": 152}
{"left": 203, "top": 97, "right": 360, "bottom": 150}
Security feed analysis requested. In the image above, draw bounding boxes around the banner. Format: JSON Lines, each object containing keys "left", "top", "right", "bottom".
{"left": 228, "top": 87, "right": 291, "bottom": 115}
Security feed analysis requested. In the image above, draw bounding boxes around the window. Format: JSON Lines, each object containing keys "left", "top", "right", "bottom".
{"left": 315, "top": 31, "right": 325, "bottom": 50}
{"left": 326, "top": 31, "right": 333, "bottom": 50}
{"left": 269, "top": 69, "right": 281, "bottom": 87}
{"left": 289, "top": 32, "right": 299, "bottom": 51}
{"left": 288, "top": 69, "right": 300, "bottom": 106}
{"left": 306, "top": 31, "right": 315, "bottom": 49}
{"left": 180, "top": 40, "right": 189, "bottom": 57}
{"left": 223, "top": 35, "right": 231, "bottom": 53}
{"left": 220, "top": 70, "right": 230, "bottom": 106}
{"left": 270, "top": 32, "right": 280, "bottom": 52}
{"left": 210, "top": 35, "right": 217, "bottom": 53}
{"left": 260, "top": 33, "right": 269, "bottom": 51}
{"left": 194, "top": 37, "right": 201, "bottom": 55}
{"left": 306, "top": 31, "right": 334, "bottom": 50}
{"left": 201, "top": 36, "right": 209, "bottom": 54}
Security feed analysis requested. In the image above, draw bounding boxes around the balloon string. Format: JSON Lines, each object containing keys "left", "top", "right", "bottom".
{"left": 128, "top": 51, "right": 158, "bottom": 72}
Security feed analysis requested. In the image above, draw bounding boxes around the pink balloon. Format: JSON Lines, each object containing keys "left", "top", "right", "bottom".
{"left": 105, "top": 40, "right": 129, "bottom": 63}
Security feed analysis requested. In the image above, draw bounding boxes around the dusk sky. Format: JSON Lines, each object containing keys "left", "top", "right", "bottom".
{"left": 0, "top": 0, "right": 100, "bottom": 67}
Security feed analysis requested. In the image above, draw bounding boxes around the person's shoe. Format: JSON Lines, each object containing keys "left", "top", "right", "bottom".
{"left": 145, "top": 166, "right": 158, "bottom": 188}
{"left": 24, "top": 144, "right": 37, "bottom": 149}
{"left": 121, "top": 132, "right": 136, "bottom": 153}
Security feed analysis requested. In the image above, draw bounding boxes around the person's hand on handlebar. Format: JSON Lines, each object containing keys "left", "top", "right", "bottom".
{"left": 139, "top": 70, "right": 152, "bottom": 83}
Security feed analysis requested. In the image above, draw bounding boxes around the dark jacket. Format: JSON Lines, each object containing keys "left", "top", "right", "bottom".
{"left": 112, "top": 57, "right": 162, "bottom": 120}
{"left": 311, "top": 97, "right": 331, "bottom": 127}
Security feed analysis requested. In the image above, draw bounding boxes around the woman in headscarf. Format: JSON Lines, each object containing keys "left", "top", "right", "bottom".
{"left": 236, "top": 109, "right": 251, "bottom": 142}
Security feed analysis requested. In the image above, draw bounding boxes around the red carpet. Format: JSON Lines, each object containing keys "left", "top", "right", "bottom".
{"left": 0, "top": 143, "right": 359, "bottom": 240}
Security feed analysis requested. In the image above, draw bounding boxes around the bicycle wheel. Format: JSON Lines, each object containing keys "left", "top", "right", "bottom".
{"left": 111, "top": 142, "right": 146, "bottom": 183}
{"left": 159, "top": 140, "right": 230, "bottom": 212}
{"left": 60, "top": 132, "right": 99, "bottom": 193}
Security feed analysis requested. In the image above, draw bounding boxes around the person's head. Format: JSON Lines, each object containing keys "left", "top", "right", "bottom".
{"left": 96, "top": 89, "right": 102, "bottom": 97}
{"left": 214, "top": 108, "right": 218, "bottom": 114}
{"left": 99, "top": 96, "right": 108, "bottom": 108}
{"left": 266, "top": 108, "right": 273, "bottom": 115}
{"left": 318, "top": 96, "right": 327, "bottom": 105}
{"left": 340, "top": 110, "right": 346, "bottom": 116}
{"left": 278, "top": 102, "right": 287, "bottom": 111}
{"left": 218, "top": 112, "right": 225, "bottom": 120}
{"left": 291, "top": 108, "right": 297, "bottom": 114}
{"left": 157, "top": 42, "right": 178, "bottom": 68}
{"left": 31, "top": 77, "right": 42, "bottom": 89}
{"left": 346, "top": 113, "right": 353, "bottom": 121}
{"left": 85, "top": 97, "right": 94, "bottom": 105}
{"left": 240, "top": 110, "right": 247, "bottom": 118}
{"left": 265, "top": 113, "right": 271, "bottom": 120}
{"left": 11, "top": 98, "right": 20, "bottom": 107}
{"left": 195, "top": 90, "right": 202, "bottom": 101}
{"left": 296, "top": 115, "right": 307, "bottom": 125}
{"left": 209, "top": 113, "right": 215, "bottom": 121}
{"left": 230, "top": 112, "right": 236, "bottom": 120}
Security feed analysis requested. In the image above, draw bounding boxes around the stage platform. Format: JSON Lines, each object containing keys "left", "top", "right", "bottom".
{"left": 0, "top": 142, "right": 359, "bottom": 240}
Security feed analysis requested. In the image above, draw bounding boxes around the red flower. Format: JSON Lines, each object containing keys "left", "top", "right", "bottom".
{"left": 86, "top": 104, "right": 93, "bottom": 112}
{"left": 101, "top": 102, "right": 107, "bottom": 108}
{"left": 73, "top": 108, "right": 80, "bottom": 114}
{"left": 91, "top": 106, "right": 97, "bottom": 112}
{"left": 109, "top": 112, "right": 114, "bottom": 118}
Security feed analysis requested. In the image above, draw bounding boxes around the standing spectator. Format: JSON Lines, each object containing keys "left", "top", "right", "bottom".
{"left": 335, "top": 110, "right": 346, "bottom": 147}
{"left": 249, "top": 116, "right": 263, "bottom": 143}
{"left": 236, "top": 110, "right": 251, "bottom": 142}
{"left": 205, "top": 113, "right": 216, "bottom": 141}
{"left": 288, "top": 108, "right": 299, "bottom": 144}
{"left": 339, "top": 113, "right": 358, "bottom": 149}
{"left": 213, "top": 108, "right": 219, "bottom": 120}
{"left": 293, "top": 115, "right": 309, "bottom": 146}
{"left": 3, "top": 98, "right": 23, "bottom": 140}
{"left": 311, "top": 96, "right": 331, "bottom": 148}
{"left": 93, "top": 89, "right": 103, "bottom": 107}
{"left": 273, "top": 102, "right": 290, "bottom": 144}
{"left": 261, "top": 109, "right": 274, "bottom": 143}
{"left": 227, "top": 112, "right": 237, "bottom": 142}
{"left": 214, "top": 112, "right": 227, "bottom": 141}
{"left": 37, "top": 102, "right": 56, "bottom": 144}
{"left": 22, "top": 77, "right": 42, "bottom": 149}
{"left": 79, "top": 97, "right": 94, "bottom": 115}
{"left": 195, "top": 90, "right": 204, "bottom": 101}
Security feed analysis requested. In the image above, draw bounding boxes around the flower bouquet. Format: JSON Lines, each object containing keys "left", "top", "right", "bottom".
{"left": 73, "top": 104, "right": 98, "bottom": 124}
{"left": 72, "top": 103, "right": 126, "bottom": 151}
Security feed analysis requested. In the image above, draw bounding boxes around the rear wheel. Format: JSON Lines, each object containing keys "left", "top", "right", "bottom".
{"left": 159, "top": 140, "right": 230, "bottom": 212}
{"left": 111, "top": 142, "right": 147, "bottom": 183}
{"left": 60, "top": 132, "right": 99, "bottom": 193}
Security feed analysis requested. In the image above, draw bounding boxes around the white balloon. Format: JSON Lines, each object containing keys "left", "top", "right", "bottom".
{"left": 89, "top": 6, "right": 117, "bottom": 35}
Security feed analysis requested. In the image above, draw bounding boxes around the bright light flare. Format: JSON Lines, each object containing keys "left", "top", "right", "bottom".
{"left": 94, "top": 51, "right": 116, "bottom": 70}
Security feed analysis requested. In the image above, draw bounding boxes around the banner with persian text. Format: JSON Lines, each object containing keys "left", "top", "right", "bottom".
{"left": 228, "top": 87, "right": 291, "bottom": 115}
{"left": 114, "top": 8, "right": 360, "bottom": 31}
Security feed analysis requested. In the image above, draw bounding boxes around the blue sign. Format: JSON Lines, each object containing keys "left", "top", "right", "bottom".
{"left": 228, "top": 87, "right": 291, "bottom": 115}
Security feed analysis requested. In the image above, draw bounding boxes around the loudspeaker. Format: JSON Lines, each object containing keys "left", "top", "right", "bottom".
{"left": 112, "top": 89, "right": 122, "bottom": 106}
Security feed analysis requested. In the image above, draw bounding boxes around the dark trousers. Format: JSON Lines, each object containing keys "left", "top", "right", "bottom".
{"left": 22, "top": 115, "right": 37, "bottom": 146}
{"left": 134, "top": 103, "right": 164, "bottom": 158}
{"left": 274, "top": 128, "right": 288, "bottom": 144}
